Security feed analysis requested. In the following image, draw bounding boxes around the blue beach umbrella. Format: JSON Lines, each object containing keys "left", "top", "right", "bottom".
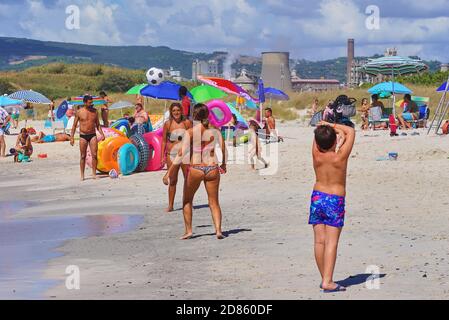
{"left": 262, "top": 87, "right": 290, "bottom": 101}
{"left": 368, "top": 82, "right": 412, "bottom": 95}
{"left": 0, "top": 95, "right": 23, "bottom": 107}
{"left": 56, "top": 100, "right": 69, "bottom": 119}
{"left": 437, "top": 82, "right": 449, "bottom": 92}
{"left": 140, "top": 81, "right": 192, "bottom": 101}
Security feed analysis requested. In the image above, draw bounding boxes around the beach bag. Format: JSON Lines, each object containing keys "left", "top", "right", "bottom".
{"left": 442, "top": 121, "right": 449, "bottom": 135}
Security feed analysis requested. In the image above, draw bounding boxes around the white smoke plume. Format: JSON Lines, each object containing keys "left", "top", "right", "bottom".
{"left": 223, "top": 51, "right": 239, "bottom": 80}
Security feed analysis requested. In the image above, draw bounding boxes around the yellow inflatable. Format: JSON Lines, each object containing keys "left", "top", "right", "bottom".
{"left": 97, "top": 136, "right": 130, "bottom": 173}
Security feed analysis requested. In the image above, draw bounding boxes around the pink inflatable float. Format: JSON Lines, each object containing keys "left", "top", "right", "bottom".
{"left": 206, "top": 100, "right": 232, "bottom": 128}
{"left": 143, "top": 131, "right": 164, "bottom": 172}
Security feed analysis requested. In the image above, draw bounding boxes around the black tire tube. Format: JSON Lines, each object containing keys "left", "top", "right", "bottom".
{"left": 130, "top": 134, "right": 150, "bottom": 172}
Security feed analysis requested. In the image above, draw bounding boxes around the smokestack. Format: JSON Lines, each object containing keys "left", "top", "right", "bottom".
{"left": 347, "top": 39, "right": 354, "bottom": 86}
{"left": 261, "top": 52, "right": 292, "bottom": 92}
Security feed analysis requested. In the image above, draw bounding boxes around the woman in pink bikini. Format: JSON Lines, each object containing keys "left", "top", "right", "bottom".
{"left": 164, "top": 103, "right": 227, "bottom": 240}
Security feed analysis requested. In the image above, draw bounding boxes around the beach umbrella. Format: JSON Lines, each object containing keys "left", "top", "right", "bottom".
{"left": 71, "top": 96, "right": 106, "bottom": 106}
{"left": 437, "top": 82, "right": 449, "bottom": 92}
{"left": 8, "top": 90, "right": 51, "bottom": 104}
{"left": 263, "top": 87, "right": 290, "bottom": 101}
{"left": 0, "top": 95, "right": 23, "bottom": 107}
{"left": 191, "top": 85, "right": 227, "bottom": 103}
{"left": 256, "top": 79, "right": 266, "bottom": 123}
{"left": 109, "top": 100, "right": 135, "bottom": 110}
{"left": 126, "top": 84, "right": 147, "bottom": 95}
{"left": 197, "top": 76, "right": 255, "bottom": 102}
{"left": 361, "top": 56, "right": 428, "bottom": 113}
{"left": 226, "top": 103, "right": 249, "bottom": 129}
{"left": 140, "top": 81, "right": 193, "bottom": 101}
{"left": 368, "top": 82, "right": 412, "bottom": 95}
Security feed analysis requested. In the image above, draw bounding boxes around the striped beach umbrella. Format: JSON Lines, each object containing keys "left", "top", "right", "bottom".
{"left": 8, "top": 90, "right": 51, "bottom": 104}
{"left": 361, "top": 56, "right": 427, "bottom": 113}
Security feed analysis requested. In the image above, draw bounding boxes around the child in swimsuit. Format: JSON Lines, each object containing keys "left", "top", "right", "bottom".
{"left": 310, "top": 121, "right": 355, "bottom": 293}
{"left": 248, "top": 122, "right": 269, "bottom": 170}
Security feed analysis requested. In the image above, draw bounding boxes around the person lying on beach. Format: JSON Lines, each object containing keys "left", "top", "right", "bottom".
{"left": 163, "top": 103, "right": 227, "bottom": 240}
{"left": 14, "top": 128, "right": 33, "bottom": 162}
{"left": 70, "top": 95, "right": 105, "bottom": 181}
{"left": 310, "top": 121, "right": 355, "bottom": 293}
{"left": 248, "top": 121, "right": 269, "bottom": 170}
{"left": 31, "top": 132, "right": 71, "bottom": 144}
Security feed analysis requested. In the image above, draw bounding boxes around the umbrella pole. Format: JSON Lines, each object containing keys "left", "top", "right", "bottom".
{"left": 392, "top": 68, "right": 396, "bottom": 116}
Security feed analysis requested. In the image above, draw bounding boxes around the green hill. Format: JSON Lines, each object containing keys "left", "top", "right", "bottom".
{"left": 0, "top": 37, "right": 442, "bottom": 83}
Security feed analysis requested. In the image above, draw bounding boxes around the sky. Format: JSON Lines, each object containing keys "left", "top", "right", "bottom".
{"left": 0, "top": 0, "right": 448, "bottom": 62}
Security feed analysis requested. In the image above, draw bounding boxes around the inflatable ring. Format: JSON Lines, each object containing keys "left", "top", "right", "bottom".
{"left": 97, "top": 136, "right": 130, "bottom": 173}
{"left": 110, "top": 119, "right": 131, "bottom": 137}
{"left": 118, "top": 143, "right": 139, "bottom": 175}
{"left": 206, "top": 100, "right": 232, "bottom": 128}
{"left": 143, "top": 131, "right": 164, "bottom": 172}
{"left": 130, "top": 134, "right": 150, "bottom": 172}
{"left": 239, "top": 134, "right": 249, "bottom": 144}
{"left": 86, "top": 128, "right": 124, "bottom": 169}
{"left": 131, "top": 124, "right": 147, "bottom": 136}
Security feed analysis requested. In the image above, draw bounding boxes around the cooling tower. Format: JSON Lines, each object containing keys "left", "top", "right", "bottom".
{"left": 261, "top": 52, "right": 292, "bottom": 92}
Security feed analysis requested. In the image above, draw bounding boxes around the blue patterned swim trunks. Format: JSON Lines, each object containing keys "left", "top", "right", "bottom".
{"left": 309, "top": 190, "right": 346, "bottom": 228}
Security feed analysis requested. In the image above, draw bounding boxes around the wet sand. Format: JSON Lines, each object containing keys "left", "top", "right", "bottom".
{"left": 1, "top": 121, "right": 449, "bottom": 299}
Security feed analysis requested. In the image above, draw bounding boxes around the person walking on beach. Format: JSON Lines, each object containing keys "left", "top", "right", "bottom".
{"left": 248, "top": 121, "right": 269, "bottom": 170}
{"left": 310, "top": 121, "right": 355, "bottom": 293}
{"left": 163, "top": 103, "right": 227, "bottom": 240}
{"left": 161, "top": 102, "right": 192, "bottom": 212}
{"left": 70, "top": 95, "right": 105, "bottom": 181}
{"left": 0, "top": 106, "right": 11, "bottom": 157}
{"left": 99, "top": 91, "right": 112, "bottom": 127}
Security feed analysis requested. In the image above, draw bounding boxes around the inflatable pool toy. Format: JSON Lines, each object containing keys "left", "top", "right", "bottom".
{"left": 239, "top": 134, "right": 249, "bottom": 144}
{"left": 86, "top": 128, "right": 124, "bottom": 168}
{"left": 207, "top": 100, "right": 232, "bottom": 128}
{"left": 118, "top": 143, "right": 139, "bottom": 175}
{"left": 131, "top": 124, "right": 147, "bottom": 136}
{"left": 143, "top": 131, "right": 164, "bottom": 172}
{"left": 110, "top": 119, "right": 131, "bottom": 137}
{"left": 129, "top": 134, "right": 150, "bottom": 172}
{"left": 97, "top": 136, "right": 130, "bottom": 173}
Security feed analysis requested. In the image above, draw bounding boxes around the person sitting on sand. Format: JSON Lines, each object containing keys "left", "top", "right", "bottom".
{"left": 70, "top": 95, "right": 105, "bottom": 181}
{"left": 163, "top": 103, "right": 227, "bottom": 240}
{"left": 248, "top": 121, "right": 269, "bottom": 170}
{"left": 31, "top": 132, "right": 71, "bottom": 144}
{"left": 264, "top": 108, "right": 284, "bottom": 143}
{"left": 310, "top": 121, "right": 355, "bottom": 293}
{"left": 370, "top": 94, "right": 388, "bottom": 129}
{"left": 0, "top": 106, "right": 11, "bottom": 157}
{"left": 161, "top": 103, "right": 192, "bottom": 212}
{"left": 397, "top": 94, "right": 419, "bottom": 130}
{"left": 14, "top": 128, "right": 33, "bottom": 162}
{"left": 133, "top": 103, "right": 149, "bottom": 125}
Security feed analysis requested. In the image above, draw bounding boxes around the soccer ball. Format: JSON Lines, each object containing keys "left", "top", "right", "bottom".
{"left": 146, "top": 67, "right": 165, "bottom": 85}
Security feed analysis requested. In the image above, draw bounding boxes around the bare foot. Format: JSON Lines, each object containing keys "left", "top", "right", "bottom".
{"left": 165, "top": 207, "right": 174, "bottom": 213}
{"left": 180, "top": 233, "right": 193, "bottom": 240}
{"left": 80, "top": 177, "right": 85, "bottom": 182}
{"left": 162, "top": 174, "right": 169, "bottom": 186}
{"left": 321, "top": 282, "right": 346, "bottom": 292}
{"left": 216, "top": 233, "right": 225, "bottom": 240}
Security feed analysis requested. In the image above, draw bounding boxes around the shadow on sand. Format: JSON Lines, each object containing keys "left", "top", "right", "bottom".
{"left": 336, "top": 273, "right": 387, "bottom": 288}
{"left": 190, "top": 228, "right": 252, "bottom": 240}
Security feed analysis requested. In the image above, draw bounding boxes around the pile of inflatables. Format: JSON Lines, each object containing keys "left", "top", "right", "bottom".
{"left": 86, "top": 100, "right": 248, "bottom": 177}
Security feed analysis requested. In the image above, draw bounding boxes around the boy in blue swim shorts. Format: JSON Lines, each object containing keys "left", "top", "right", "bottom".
{"left": 310, "top": 121, "right": 355, "bottom": 293}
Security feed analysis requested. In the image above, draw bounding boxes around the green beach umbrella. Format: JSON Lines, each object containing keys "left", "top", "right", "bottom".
{"left": 126, "top": 84, "right": 147, "bottom": 95}
{"left": 191, "top": 85, "right": 227, "bottom": 103}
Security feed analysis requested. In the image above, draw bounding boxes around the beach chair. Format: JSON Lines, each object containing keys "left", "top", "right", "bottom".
{"left": 369, "top": 107, "right": 392, "bottom": 130}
